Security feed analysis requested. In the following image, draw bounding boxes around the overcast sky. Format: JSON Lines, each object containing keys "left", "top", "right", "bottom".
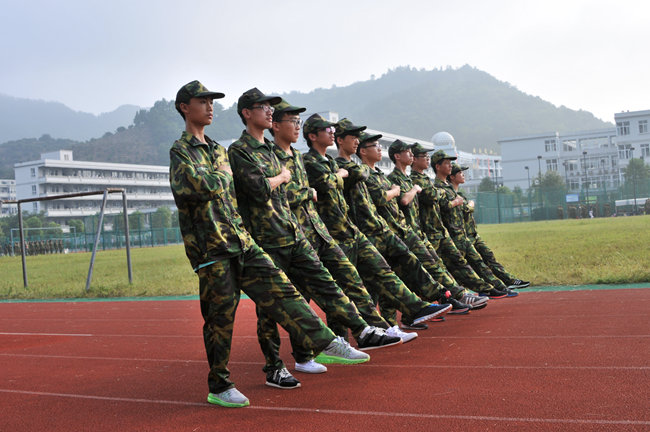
{"left": 1, "top": 0, "right": 647, "bottom": 122}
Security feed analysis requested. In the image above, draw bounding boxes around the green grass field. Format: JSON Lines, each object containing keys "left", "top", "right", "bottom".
{"left": 1, "top": 215, "right": 648, "bottom": 300}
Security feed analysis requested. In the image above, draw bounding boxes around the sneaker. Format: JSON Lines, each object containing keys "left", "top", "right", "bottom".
{"left": 357, "top": 326, "right": 402, "bottom": 351}
{"left": 385, "top": 325, "right": 418, "bottom": 343}
{"left": 508, "top": 279, "right": 530, "bottom": 289}
{"left": 315, "top": 336, "right": 370, "bottom": 364}
{"left": 400, "top": 321, "right": 428, "bottom": 330}
{"left": 412, "top": 303, "right": 452, "bottom": 324}
{"left": 265, "top": 367, "right": 301, "bottom": 389}
{"left": 505, "top": 288, "right": 519, "bottom": 297}
{"left": 295, "top": 359, "right": 327, "bottom": 374}
{"left": 479, "top": 289, "right": 509, "bottom": 299}
{"left": 461, "top": 292, "right": 489, "bottom": 310}
{"left": 444, "top": 298, "right": 471, "bottom": 315}
{"left": 207, "top": 388, "right": 250, "bottom": 408}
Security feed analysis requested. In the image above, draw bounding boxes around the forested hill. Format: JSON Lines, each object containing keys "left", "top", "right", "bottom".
{"left": 0, "top": 65, "right": 612, "bottom": 178}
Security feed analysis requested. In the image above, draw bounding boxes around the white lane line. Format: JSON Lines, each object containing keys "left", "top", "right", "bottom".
{"left": 2, "top": 333, "right": 648, "bottom": 339}
{"left": 0, "top": 332, "right": 92, "bottom": 337}
{"left": 0, "top": 389, "right": 647, "bottom": 426}
{"left": 1, "top": 353, "right": 647, "bottom": 370}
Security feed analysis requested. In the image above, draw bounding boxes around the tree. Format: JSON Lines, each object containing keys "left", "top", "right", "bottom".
{"left": 151, "top": 207, "right": 172, "bottom": 229}
{"left": 25, "top": 216, "right": 42, "bottom": 229}
{"left": 478, "top": 176, "right": 495, "bottom": 192}
{"left": 513, "top": 186, "right": 524, "bottom": 205}
{"left": 68, "top": 219, "right": 84, "bottom": 234}
{"left": 623, "top": 158, "right": 650, "bottom": 197}
{"left": 540, "top": 171, "right": 566, "bottom": 190}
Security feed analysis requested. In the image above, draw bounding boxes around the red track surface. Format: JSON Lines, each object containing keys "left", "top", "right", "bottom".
{"left": 1, "top": 288, "right": 649, "bottom": 431}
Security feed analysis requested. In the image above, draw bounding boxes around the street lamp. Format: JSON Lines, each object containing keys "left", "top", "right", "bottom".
{"left": 562, "top": 161, "right": 569, "bottom": 188}
{"left": 525, "top": 166, "right": 531, "bottom": 218}
{"left": 537, "top": 155, "right": 543, "bottom": 211}
{"left": 582, "top": 151, "right": 589, "bottom": 214}
{"left": 494, "top": 160, "right": 501, "bottom": 224}
{"left": 630, "top": 147, "right": 637, "bottom": 214}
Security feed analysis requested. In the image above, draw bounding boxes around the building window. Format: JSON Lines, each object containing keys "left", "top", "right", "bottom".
{"left": 641, "top": 143, "right": 650, "bottom": 158}
{"left": 30, "top": 168, "right": 36, "bottom": 177}
{"left": 639, "top": 120, "right": 648, "bottom": 134}
{"left": 617, "top": 121, "right": 630, "bottom": 136}
{"left": 31, "top": 185, "right": 37, "bottom": 195}
{"left": 544, "top": 139, "right": 557, "bottom": 152}
{"left": 33, "top": 203, "right": 38, "bottom": 212}
{"left": 618, "top": 144, "right": 633, "bottom": 159}
{"left": 562, "top": 140, "right": 576, "bottom": 152}
{"left": 546, "top": 159, "right": 558, "bottom": 171}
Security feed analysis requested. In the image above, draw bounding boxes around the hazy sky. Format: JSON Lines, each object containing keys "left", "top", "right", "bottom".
{"left": 1, "top": 0, "right": 648, "bottom": 122}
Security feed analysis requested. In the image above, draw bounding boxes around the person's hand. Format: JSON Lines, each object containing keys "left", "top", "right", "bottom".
{"left": 218, "top": 164, "right": 232, "bottom": 175}
{"left": 413, "top": 184, "right": 422, "bottom": 193}
{"left": 279, "top": 166, "right": 291, "bottom": 183}
{"left": 337, "top": 168, "right": 349, "bottom": 179}
{"left": 312, "top": 189, "right": 318, "bottom": 202}
{"left": 390, "top": 184, "right": 401, "bottom": 193}
{"left": 468, "top": 200, "right": 475, "bottom": 209}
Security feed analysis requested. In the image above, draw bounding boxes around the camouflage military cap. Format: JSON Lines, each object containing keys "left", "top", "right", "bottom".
{"left": 237, "top": 87, "right": 282, "bottom": 116}
{"left": 388, "top": 139, "right": 414, "bottom": 160}
{"left": 450, "top": 163, "right": 469, "bottom": 175}
{"left": 358, "top": 131, "right": 383, "bottom": 145}
{"left": 175, "top": 80, "right": 225, "bottom": 113}
{"left": 335, "top": 118, "right": 366, "bottom": 137}
{"left": 411, "top": 142, "right": 432, "bottom": 155}
{"left": 430, "top": 149, "right": 457, "bottom": 166}
{"left": 303, "top": 113, "right": 337, "bottom": 139}
{"left": 273, "top": 99, "right": 307, "bottom": 115}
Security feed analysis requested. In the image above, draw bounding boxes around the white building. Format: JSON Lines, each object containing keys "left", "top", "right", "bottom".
{"left": 0, "top": 179, "right": 17, "bottom": 216}
{"left": 498, "top": 109, "right": 650, "bottom": 193}
{"left": 14, "top": 150, "right": 174, "bottom": 222}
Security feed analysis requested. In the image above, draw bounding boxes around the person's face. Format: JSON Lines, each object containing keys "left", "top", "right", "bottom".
{"left": 245, "top": 102, "right": 273, "bottom": 129}
{"left": 437, "top": 159, "right": 453, "bottom": 176}
{"left": 412, "top": 153, "right": 429, "bottom": 171}
{"left": 273, "top": 114, "right": 301, "bottom": 143}
{"left": 182, "top": 96, "right": 214, "bottom": 126}
{"left": 310, "top": 126, "right": 336, "bottom": 148}
{"left": 450, "top": 170, "right": 466, "bottom": 185}
{"left": 360, "top": 140, "right": 382, "bottom": 163}
{"left": 338, "top": 134, "right": 359, "bottom": 156}
{"left": 395, "top": 149, "right": 414, "bottom": 166}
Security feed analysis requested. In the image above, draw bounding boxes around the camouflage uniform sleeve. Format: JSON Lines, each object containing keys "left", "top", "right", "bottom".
{"left": 227, "top": 144, "right": 273, "bottom": 204}
{"left": 345, "top": 161, "right": 370, "bottom": 184}
{"left": 170, "top": 147, "right": 230, "bottom": 202}
{"left": 285, "top": 161, "right": 313, "bottom": 210}
{"left": 304, "top": 155, "right": 343, "bottom": 194}
{"left": 365, "top": 172, "right": 390, "bottom": 207}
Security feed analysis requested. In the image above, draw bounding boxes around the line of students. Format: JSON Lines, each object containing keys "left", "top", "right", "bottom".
{"left": 169, "top": 81, "right": 529, "bottom": 408}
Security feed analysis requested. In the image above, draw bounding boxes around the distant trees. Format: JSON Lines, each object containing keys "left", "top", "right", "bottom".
{"left": 478, "top": 177, "right": 495, "bottom": 192}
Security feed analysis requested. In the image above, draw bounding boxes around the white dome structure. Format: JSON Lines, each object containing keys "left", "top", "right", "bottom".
{"left": 431, "top": 131, "right": 456, "bottom": 151}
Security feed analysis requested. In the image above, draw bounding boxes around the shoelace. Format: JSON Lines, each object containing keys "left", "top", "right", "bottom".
{"left": 278, "top": 368, "right": 292, "bottom": 380}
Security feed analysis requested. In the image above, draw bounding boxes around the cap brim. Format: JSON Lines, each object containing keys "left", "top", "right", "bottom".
{"left": 361, "top": 133, "right": 382, "bottom": 143}
{"left": 277, "top": 105, "right": 306, "bottom": 114}
{"left": 258, "top": 95, "right": 282, "bottom": 106}
{"left": 196, "top": 91, "right": 225, "bottom": 99}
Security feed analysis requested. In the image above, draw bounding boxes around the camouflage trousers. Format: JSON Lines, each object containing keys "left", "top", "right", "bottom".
{"left": 452, "top": 235, "right": 509, "bottom": 291}
{"left": 256, "top": 236, "right": 366, "bottom": 372}
{"left": 430, "top": 234, "right": 494, "bottom": 293}
{"left": 337, "top": 229, "right": 430, "bottom": 327}
{"left": 472, "top": 236, "right": 517, "bottom": 286}
{"left": 198, "top": 244, "right": 334, "bottom": 393}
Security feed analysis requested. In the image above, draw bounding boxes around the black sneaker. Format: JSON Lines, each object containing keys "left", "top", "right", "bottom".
{"left": 505, "top": 288, "right": 519, "bottom": 297}
{"left": 479, "top": 289, "right": 509, "bottom": 299}
{"left": 265, "top": 368, "right": 301, "bottom": 389}
{"left": 412, "top": 303, "right": 452, "bottom": 324}
{"left": 357, "top": 326, "right": 402, "bottom": 351}
{"left": 444, "top": 298, "right": 471, "bottom": 314}
{"left": 400, "top": 321, "right": 429, "bottom": 330}
{"left": 508, "top": 279, "right": 530, "bottom": 289}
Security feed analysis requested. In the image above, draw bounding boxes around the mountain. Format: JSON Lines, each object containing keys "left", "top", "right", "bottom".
{"left": 0, "top": 65, "right": 614, "bottom": 179}
{"left": 0, "top": 94, "right": 140, "bottom": 143}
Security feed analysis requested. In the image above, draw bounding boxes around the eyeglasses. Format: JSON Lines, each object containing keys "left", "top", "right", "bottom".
{"left": 414, "top": 154, "right": 428, "bottom": 158}
{"left": 319, "top": 127, "right": 336, "bottom": 134}
{"left": 276, "top": 118, "right": 303, "bottom": 127}
{"left": 362, "top": 143, "right": 380, "bottom": 149}
{"left": 249, "top": 105, "right": 275, "bottom": 114}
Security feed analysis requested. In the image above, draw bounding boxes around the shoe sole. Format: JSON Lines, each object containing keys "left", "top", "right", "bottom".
{"left": 314, "top": 352, "right": 370, "bottom": 365}
{"left": 413, "top": 304, "right": 452, "bottom": 324}
{"left": 448, "top": 307, "right": 470, "bottom": 315}
{"left": 358, "top": 338, "right": 403, "bottom": 352}
{"left": 508, "top": 283, "right": 530, "bottom": 289}
{"left": 480, "top": 293, "right": 508, "bottom": 299}
{"left": 294, "top": 366, "right": 327, "bottom": 374}
{"left": 400, "top": 333, "right": 418, "bottom": 343}
{"left": 470, "top": 302, "right": 488, "bottom": 310}
{"left": 265, "top": 382, "right": 301, "bottom": 389}
{"left": 207, "top": 393, "right": 250, "bottom": 408}
{"left": 400, "top": 323, "right": 428, "bottom": 330}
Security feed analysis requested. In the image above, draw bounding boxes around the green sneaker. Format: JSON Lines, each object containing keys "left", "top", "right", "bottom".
{"left": 315, "top": 336, "right": 370, "bottom": 365}
{"left": 207, "top": 388, "right": 250, "bottom": 408}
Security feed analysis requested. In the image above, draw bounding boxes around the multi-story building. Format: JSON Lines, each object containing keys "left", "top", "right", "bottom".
{"left": 0, "top": 179, "right": 17, "bottom": 216}
{"left": 14, "top": 150, "right": 174, "bottom": 223}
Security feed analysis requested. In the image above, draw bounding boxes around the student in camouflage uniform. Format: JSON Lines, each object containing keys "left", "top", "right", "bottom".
{"left": 431, "top": 150, "right": 517, "bottom": 298}
{"left": 410, "top": 148, "right": 508, "bottom": 298}
{"left": 269, "top": 100, "right": 418, "bottom": 357}
{"left": 228, "top": 89, "right": 403, "bottom": 389}
{"left": 170, "top": 81, "right": 369, "bottom": 408}
{"left": 448, "top": 163, "right": 530, "bottom": 289}
{"left": 302, "top": 114, "right": 450, "bottom": 330}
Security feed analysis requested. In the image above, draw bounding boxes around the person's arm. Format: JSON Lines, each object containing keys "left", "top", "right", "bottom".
{"left": 365, "top": 173, "right": 395, "bottom": 207}
{"left": 169, "top": 148, "right": 230, "bottom": 202}
{"left": 400, "top": 184, "right": 422, "bottom": 206}
{"left": 285, "top": 155, "right": 316, "bottom": 209}
{"left": 304, "top": 155, "right": 343, "bottom": 195}
{"left": 228, "top": 144, "right": 286, "bottom": 204}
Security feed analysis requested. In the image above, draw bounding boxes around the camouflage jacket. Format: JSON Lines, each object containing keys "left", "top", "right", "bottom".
{"left": 364, "top": 165, "right": 409, "bottom": 237}
{"left": 303, "top": 149, "right": 358, "bottom": 243}
{"left": 387, "top": 168, "right": 426, "bottom": 238}
{"left": 457, "top": 189, "right": 479, "bottom": 240}
{"left": 434, "top": 177, "right": 466, "bottom": 238}
{"left": 228, "top": 130, "right": 300, "bottom": 249}
{"left": 169, "top": 131, "right": 254, "bottom": 270}
{"left": 273, "top": 144, "right": 333, "bottom": 244}
{"left": 410, "top": 171, "right": 450, "bottom": 242}
{"left": 334, "top": 157, "right": 388, "bottom": 237}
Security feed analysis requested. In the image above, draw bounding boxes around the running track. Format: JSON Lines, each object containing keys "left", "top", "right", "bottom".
{"left": 1, "top": 286, "right": 648, "bottom": 431}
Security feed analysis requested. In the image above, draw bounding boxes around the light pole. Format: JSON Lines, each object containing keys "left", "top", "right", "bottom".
{"left": 537, "top": 155, "right": 543, "bottom": 212}
{"left": 562, "top": 161, "right": 569, "bottom": 188}
{"left": 630, "top": 147, "right": 637, "bottom": 214}
{"left": 582, "top": 151, "right": 589, "bottom": 214}
{"left": 525, "top": 166, "right": 531, "bottom": 218}
{"left": 494, "top": 160, "right": 501, "bottom": 224}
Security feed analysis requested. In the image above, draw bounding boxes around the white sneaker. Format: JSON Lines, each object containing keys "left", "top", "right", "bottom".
{"left": 315, "top": 336, "right": 370, "bottom": 364}
{"left": 385, "top": 325, "right": 418, "bottom": 343}
{"left": 295, "top": 359, "right": 328, "bottom": 374}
